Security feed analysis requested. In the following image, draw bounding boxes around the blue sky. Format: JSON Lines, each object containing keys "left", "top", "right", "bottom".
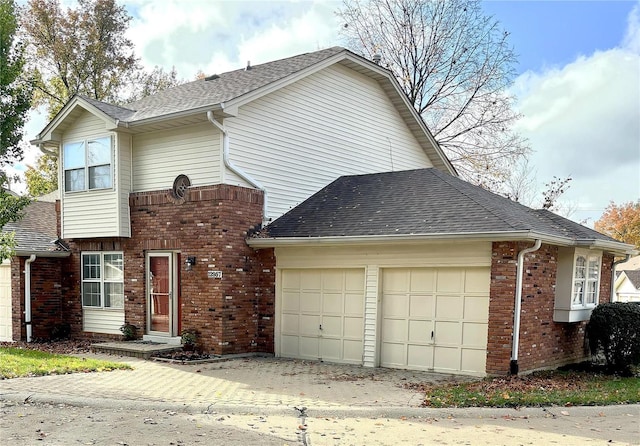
{"left": 18, "top": 0, "right": 640, "bottom": 226}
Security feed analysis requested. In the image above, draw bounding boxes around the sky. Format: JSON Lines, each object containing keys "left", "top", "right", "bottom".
{"left": 16, "top": 0, "right": 640, "bottom": 226}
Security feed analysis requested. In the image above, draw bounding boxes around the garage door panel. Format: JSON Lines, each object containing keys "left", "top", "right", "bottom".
{"left": 280, "top": 335, "right": 300, "bottom": 357}
{"left": 321, "top": 315, "right": 342, "bottom": 336}
{"left": 299, "top": 314, "right": 320, "bottom": 335}
{"left": 344, "top": 316, "right": 363, "bottom": 338}
{"left": 434, "top": 320, "right": 461, "bottom": 344}
{"left": 281, "top": 291, "right": 300, "bottom": 312}
{"left": 410, "top": 269, "right": 435, "bottom": 293}
{"left": 464, "top": 268, "right": 491, "bottom": 292}
{"left": 281, "top": 314, "right": 299, "bottom": 334}
{"left": 461, "top": 348, "right": 486, "bottom": 372}
{"left": 462, "top": 322, "right": 488, "bottom": 347}
{"left": 383, "top": 294, "right": 408, "bottom": 318}
{"left": 409, "top": 294, "right": 433, "bottom": 318}
{"left": 382, "top": 267, "right": 489, "bottom": 375}
{"left": 343, "top": 340, "right": 363, "bottom": 362}
{"left": 279, "top": 269, "right": 364, "bottom": 365}
{"left": 408, "top": 319, "right": 431, "bottom": 343}
{"left": 433, "top": 346, "right": 460, "bottom": 370}
{"left": 382, "top": 318, "right": 407, "bottom": 342}
{"left": 381, "top": 342, "right": 405, "bottom": 366}
{"left": 382, "top": 269, "right": 408, "bottom": 293}
{"left": 300, "top": 292, "right": 321, "bottom": 312}
{"left": 436, "top": 270, "right": 463, "bottom": 293}
{"left": 435, "top": 295, "right": 463, "bottom": 319}
{"left": 322, "top": 293, "right": 343, "bottom": 313}
{"left": 464, "top": 296, "right": 489, "bottom": 320}
{"left": 299, "top": 337, "right": 320, "bottom": 358}
{"left": 407, "top": 344, "right": 433, "bottom": 369}
{"left": 344, "top": 293, "right": 364, "bottom": 314}
{"left": 0, "top": 263, "right": 11, "bottom": 342}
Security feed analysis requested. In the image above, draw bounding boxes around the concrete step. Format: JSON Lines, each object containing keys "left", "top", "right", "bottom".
{"left": 91, "top": 341, "right": 182, "bottom": 360}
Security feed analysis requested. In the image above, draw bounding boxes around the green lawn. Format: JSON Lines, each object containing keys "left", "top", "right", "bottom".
{"left": 0, "top": 347, "right": 131, "bottom": 379}
{"left": 414, "top": 370, "right": 640, "bottom": 408}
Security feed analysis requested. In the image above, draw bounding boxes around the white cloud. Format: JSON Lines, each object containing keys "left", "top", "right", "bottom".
{"left": 512, "top": 6, "right": 640, "bottom": 224}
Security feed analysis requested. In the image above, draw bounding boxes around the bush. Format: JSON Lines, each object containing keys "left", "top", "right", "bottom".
{"left": 586, "top": 302, "right": 640, "bottom": 375}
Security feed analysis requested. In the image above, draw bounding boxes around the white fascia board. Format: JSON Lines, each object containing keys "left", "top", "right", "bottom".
{"left": 14, "top": 251, "right": 70, "bottom": 258}
{"left": 576, "top": 239, "right": 638, "bottom": 256}
{"left": 248, "top": 230, "right": 560, "bottom": 248}
{"left": 125, "top": 103, "right": 226, "bottom": 128}
{"left": 32, "top": 96, "right": 118, "bottom": 143}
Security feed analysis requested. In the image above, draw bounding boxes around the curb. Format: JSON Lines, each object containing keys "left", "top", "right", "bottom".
{"left": 2, "top": 391, "right": 638, "bottom": 420}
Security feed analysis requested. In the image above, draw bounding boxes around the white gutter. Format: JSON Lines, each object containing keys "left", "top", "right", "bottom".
{"left": 38, "top": 143, "right": 59, "bottom": 158}
{"left": 611, "top": 254, "right": 631, "bottom": 302}
{"left": 24, "top": 255, "right": 37, "bottom": 342}
{"left": 510, "top": 239, "right": 542, "bottom": 375}
{"left": 206, "top": 110, "right": 268, "bottom": 226}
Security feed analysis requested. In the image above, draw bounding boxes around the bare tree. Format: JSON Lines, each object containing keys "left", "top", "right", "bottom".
{"left": 338, "top": 0, "right": 529, "bottom": 185}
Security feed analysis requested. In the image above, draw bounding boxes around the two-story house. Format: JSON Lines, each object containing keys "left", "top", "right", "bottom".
{"left": 7, "top": 47, "right": 633, "bottom": 376}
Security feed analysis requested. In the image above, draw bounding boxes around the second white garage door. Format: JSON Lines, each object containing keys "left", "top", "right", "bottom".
{"left": 381, "top": 267, "right": 490, "bottom": 375}
{"left": 0, "top": 261, "right": 12, "bottom": 342}
{"left": 279, "top": 269, "right": 365, "bottom": 364}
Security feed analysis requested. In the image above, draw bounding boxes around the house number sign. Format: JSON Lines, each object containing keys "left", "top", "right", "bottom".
{"left": 208, "top": 270, "right": 223, "bottom": 279}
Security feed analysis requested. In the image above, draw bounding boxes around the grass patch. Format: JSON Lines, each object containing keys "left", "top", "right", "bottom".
{"left": 0, "top": 347, "right": 131, "bottom": 379}
{"left": 412, "top": 370, "right": 640, "bottom": 408}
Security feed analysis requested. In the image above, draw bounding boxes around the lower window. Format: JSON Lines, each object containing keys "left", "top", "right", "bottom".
{"left": 82, "top": 252, "right": 124, "bottom": 309}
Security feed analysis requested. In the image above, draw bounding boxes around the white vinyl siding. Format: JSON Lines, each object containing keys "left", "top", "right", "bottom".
{"left": 225, "top": 64, "right": 433, "bottom": 220}
{"left": 60, "top": 110, "right": 129, "bottom": 238}
{"left": 274, "top": 242, "right": 491, "bottom": 374}
{"left": 83, "top": 308, "right": 125, "bottom": 335}
{"left": 0, "top": 260, "right": 12, "bottom": 342}
{"left": 116, "top": 132, "right": 132, "bottom": 237}
{"left": 132, "top": 122, "right": 221, "bottom": 192}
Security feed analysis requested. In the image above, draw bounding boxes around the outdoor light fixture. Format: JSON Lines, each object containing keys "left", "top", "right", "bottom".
{"left": 185, "top": 256, "right": 196, "bottom": 271}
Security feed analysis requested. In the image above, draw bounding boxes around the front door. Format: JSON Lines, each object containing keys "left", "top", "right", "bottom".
{"left": 147, "top": 252, "right": 177, "bottom": 336}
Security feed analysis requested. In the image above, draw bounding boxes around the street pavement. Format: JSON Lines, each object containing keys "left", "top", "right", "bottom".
{"left": 0, "top": 354, "right": 638, "bottom": 445}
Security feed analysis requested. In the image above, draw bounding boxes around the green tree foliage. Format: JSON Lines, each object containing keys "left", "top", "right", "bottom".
{"left": 587, "top": 302, "right": 640, "bottom": 376}
{"left": 338, "top": 0, "right": 529, "bottom": 186}
{"left": 23, "top": 0, "right": 138, "bottom": 118}
{"left": 0, "top": 0, "right": 32, "bottom": 160}
{"left": 25, "top": 153, "right": 57, "bottom": 197}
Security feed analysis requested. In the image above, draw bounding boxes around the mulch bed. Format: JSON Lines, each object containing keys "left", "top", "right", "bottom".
{"left": 0, "top": 340, "right": 93, "bottom": 355}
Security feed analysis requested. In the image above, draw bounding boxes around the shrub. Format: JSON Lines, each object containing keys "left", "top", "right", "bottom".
{"left": 586, "top": 302, "right": 640, "bottom": 375}
{"left": 119, "top": 322, "right": 138, "bottom": 341}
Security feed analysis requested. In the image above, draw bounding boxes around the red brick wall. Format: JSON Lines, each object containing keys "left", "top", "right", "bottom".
{"left": 11, "top": 256, "right": 64, "bottom": 341}
{"left": 487, "top": 242, "right": 613, "bottom": 375}
{"left": 60, "top": 184, "right": 275, "bottom": 354}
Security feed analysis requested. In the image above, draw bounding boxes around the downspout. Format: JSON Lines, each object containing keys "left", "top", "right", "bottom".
{"left": 38, "top": 143, "right": 58, "bottom": 158}
{"left": 24, "top": 255, "right": 37, "bottom": 343}
{"left": 206, "top": 110, "right": 269, "bottom": 227}
{"left": 510, "top": 239, "right": 542, "bottom": 375}
{"left": 611, "top": 254, "right": 631, "bottom": 302}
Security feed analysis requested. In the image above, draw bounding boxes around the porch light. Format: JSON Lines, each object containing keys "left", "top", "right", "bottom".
{"left": 185, "top": 256, "right": 196, "bottom": 271}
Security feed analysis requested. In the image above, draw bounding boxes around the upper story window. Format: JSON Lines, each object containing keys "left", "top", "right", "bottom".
{"left": 63, "top": 136, "right": 113, "bottom": 192}
{"left": 571, "top": 252, "right": 600, "bottom": 308}
{"left": 82, "top": 252, "right": 124, "bottom": 309}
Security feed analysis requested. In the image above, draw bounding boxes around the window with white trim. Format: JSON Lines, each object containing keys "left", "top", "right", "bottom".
{"left": 571, "top": 253, "right": 600, "bottom": 307}
{"left": 64, "top": 136, "right": 113, "bottom": 192}
{"left": 82, "top": 252, "right": 124, "bottom": 309}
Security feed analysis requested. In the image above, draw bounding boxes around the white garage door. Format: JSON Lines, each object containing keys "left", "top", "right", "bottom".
{"left": 0, "top": 261, "right": 12, "bottom": 342}
{"left": 279, "top": 269, "right": 365, "bottom": 364}
{"left": 381, "top": 267, "right": 490, "bottom": 375}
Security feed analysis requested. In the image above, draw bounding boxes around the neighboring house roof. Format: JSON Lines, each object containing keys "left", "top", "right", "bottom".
{"left": 32, "top": 46, "right": 455, "bottom": 176}
{"left": 621, "top": 270, "right": 640, "bottom": 289}
{"left": 3, "top": 201, "right": 68, "bottom": 257}
{"left": 617, "top": 255, "right": 640, "bottom": 271}
{"left": 251, "top": 168, "right": 634, "bottom": 254}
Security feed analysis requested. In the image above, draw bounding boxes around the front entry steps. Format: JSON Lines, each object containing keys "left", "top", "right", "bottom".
{"left": 92, "top": 341, "right": 182, "bottom": 359}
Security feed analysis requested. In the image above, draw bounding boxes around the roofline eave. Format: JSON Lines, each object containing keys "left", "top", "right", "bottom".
{"left": 14, "top": 251, "right": 70, "bottom": 258}
{"left": 247, "top": 230, "right": 638, "bottom": 255}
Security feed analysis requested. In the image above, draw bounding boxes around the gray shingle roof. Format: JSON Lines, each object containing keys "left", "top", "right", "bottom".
{"left": 3, "top": 201, "right": 62, "bottom": 254}
{"left": 264, "top": 168, "right": 622, "bottom": 244}
{"left": 83, "top": 47, "right": 346, "bottom": 123}
{"left": 621, "top": 270, "right": 640, "bottom": 289}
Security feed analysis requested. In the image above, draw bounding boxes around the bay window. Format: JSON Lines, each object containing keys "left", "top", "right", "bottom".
{"left": 82, "top": 252, "right": 124, "bottom": 309}
{"left": 571, "top": 253, "right": 600, "bottom": 307}
{"left": 64, "top": 136, "right": 113, "bottom": 192}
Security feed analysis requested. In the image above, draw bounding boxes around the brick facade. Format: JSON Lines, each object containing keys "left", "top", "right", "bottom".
{"left": 11, "top": 256, "right": 64, "bottom": 341}
{"left": 58, "top": 184, "right": 275, "bottom": 354}
{"left": 487, "top": 242, "right": 614, "bottom": 375}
